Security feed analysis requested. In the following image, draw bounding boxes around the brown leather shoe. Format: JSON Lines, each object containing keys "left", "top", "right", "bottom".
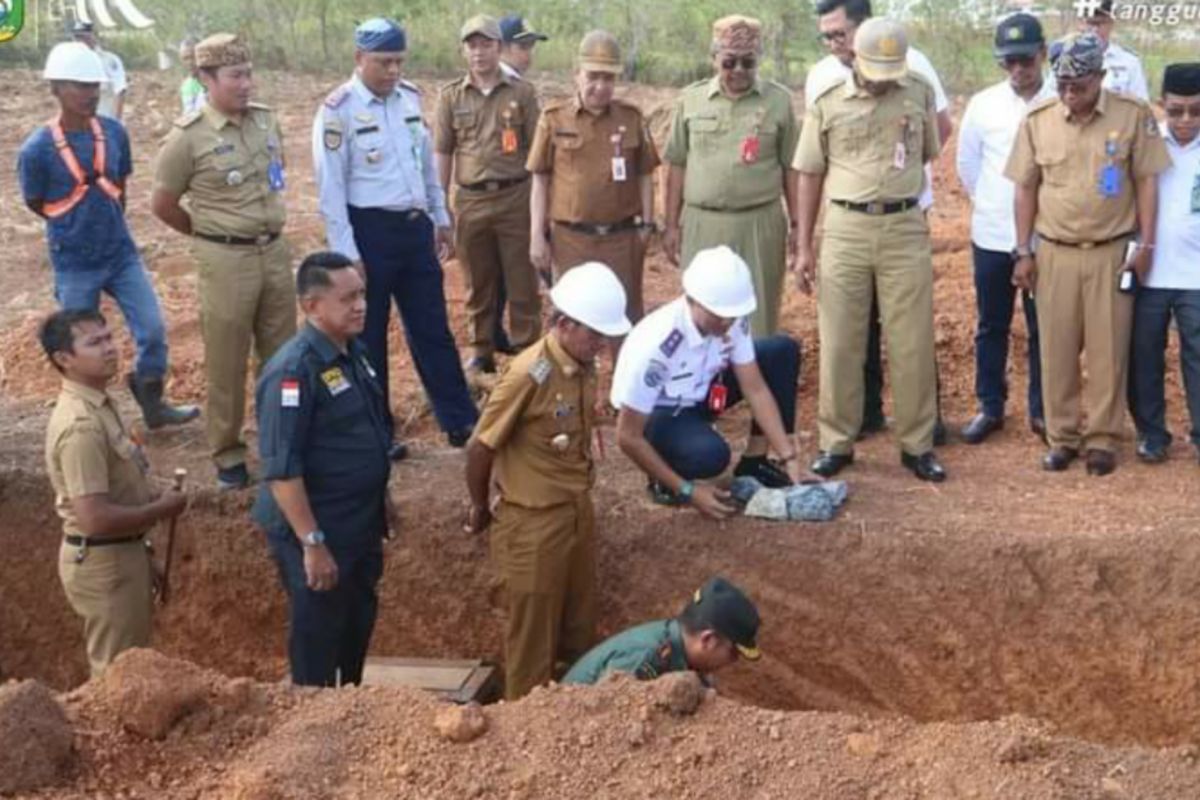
{"left": 1085, "top": 448, "right": 1116, "bottom": 476}
{"left": 1041, "top": 446, "right": 1078, "bottom": 472}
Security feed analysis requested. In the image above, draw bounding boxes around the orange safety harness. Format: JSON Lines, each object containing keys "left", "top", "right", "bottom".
{"left": 42, "top": 117, "right": 123, "bottom": 219}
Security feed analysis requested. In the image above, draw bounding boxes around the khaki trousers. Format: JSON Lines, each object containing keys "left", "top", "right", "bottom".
{"left": 454, "top": 181, "right": 540, "bottom": 359}
{"left": 58, "top": 539, "right": 153, "bottom": 678}
{"left": 490, "top": 495, "right": 595, "bottom": 701}
{"left": 551, "top": 225, "right": 647, "bottom": 322}
{"left": 681, "top": 201, "right": 788, "bottom": 337}
{"left": 817, "top": 204, "right": 937, "bottom": 455}
{"left": 1035, "top": 239, "right": 1133, "bottom": 452}
{"left": 193, "top": 236, "right": 296, "bottom": 468}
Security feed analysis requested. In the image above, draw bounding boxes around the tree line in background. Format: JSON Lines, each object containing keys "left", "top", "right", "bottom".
{"left": 0, "top": 0, "right": 1192, "bottom": 96}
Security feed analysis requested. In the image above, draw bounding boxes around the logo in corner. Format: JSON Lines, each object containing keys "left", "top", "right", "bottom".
{"left": 0, "top": 0, "right": 26, "bottom": 44}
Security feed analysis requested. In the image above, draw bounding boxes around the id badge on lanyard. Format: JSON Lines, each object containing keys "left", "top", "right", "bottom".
{"left": 708, "top": 376, "right": 728, "bottom": 416}
{"left": 1099, "top": 132, "right": 1121, "bottom": 198}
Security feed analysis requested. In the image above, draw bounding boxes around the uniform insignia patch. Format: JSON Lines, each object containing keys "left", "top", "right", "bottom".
{"left": 281, "top": 379, "right": 300, "bottom": 407}
{"left": 644, "top": 359, "right": 670, "bottom": 389}
{"left": 213, "top": 142, "right": 235, "bottom": 156}
{"left": 324, "top": 127, "right": 343, "bottom": 151}
{"left": 321, "top": 367, "right": 351, "bottom": 396}
{"left": 659, "top": 329, "right": 683, "bottom": 357}
{"left": 1145, "top": 116, "right": 1160, "bottom": 137}
{"left": 354, "top": 112, "right": 374, "bottom": 123}
{"left": 529, "top": 358, "right": 552, "bottom": 385}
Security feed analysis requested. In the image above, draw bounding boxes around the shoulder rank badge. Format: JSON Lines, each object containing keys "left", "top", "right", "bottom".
{"left": 529, "top": 357, "right": 552, "bottom": 385}
{"left": 659, "top": 329, "right": 684, "bottom": 358}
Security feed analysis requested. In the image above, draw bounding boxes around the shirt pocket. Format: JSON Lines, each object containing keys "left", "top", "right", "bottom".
{"left": 552, "top": 128, "right": 584, "bottom": 166}
{"left": 1034, "top": 139, "right": 1070, "bottom": 187}
{"left": 452, "top": 107, "right": 478, "bottom": 144}
{"left": 688, "top": 115, "right": 724, "bottom": 153}
{"left": 352, "top": 129, "right": 388, "bottom": 170}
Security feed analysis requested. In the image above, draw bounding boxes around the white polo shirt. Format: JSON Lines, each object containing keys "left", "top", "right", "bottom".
{"left": 804, "top": 48, "right": 949, "bottom": 211}
{"left": 1146, "top": 127, "right": 1200, "bottom": 290}
{"left": 611, "top": 296, "right": 756, "bottom": 413}
{"left": 956, "top": 77, "right": 1056, "bottom": 252}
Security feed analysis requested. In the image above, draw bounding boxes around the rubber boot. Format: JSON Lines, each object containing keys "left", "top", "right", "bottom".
{"left": 127, "top": 373, "right": 201, "bottom": 429}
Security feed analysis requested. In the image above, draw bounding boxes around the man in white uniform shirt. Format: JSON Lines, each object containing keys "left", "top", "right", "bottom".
{"left": 1077, "top": 0, "right": 1150, "bottom": 101}
{"left": 955, "top": 13, "right": 1055, "bottom": 445}
{"left": 73, "top": 22, "right": 127, "bottom": 121}
{"left": 612, "top": 246, "right": 801, "bottom": 519}
{"left": 1128, "top": 63, "right": 1200, "bottom": 464}
{"left": 805, "top": 0, "right": 952, "bottom": 442}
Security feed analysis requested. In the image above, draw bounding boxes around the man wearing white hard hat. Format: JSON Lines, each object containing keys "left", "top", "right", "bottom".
{"left": 612, "top": 246, "right": 801, "bottom": 519}
{"left": 465, "top": 262, "right": 630, "bottom": 700}
{"left": 18, "top": 42, "right": 199, "bottom": 430}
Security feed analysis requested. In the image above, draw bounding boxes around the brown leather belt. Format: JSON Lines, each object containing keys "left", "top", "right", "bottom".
{"left": 194, "top": 231, "right": 280, "bottom": 247}
{"left": 1038, "top": 231, "right": 1134, "bottom": 250}
{"left": 831, "top": 198, "right": 918, "bottom": 215}
{"left": 65, "top": 534, "right": 144, "bottom": 547}
{"left": 554, "top": 217, "right": 641, "bottom": 236}
{"left": 458, "top": 176, "right": 528, "bottom": 193}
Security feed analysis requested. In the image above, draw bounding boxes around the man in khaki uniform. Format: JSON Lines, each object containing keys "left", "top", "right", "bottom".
{"left": 436, "top": 15, "right": 541, "bottom": 382}
{"left": 663, "top": 15, "right": 799, "bottom": 337}
{"left": 794, "top": 18, "right": 945, "bottom": 482}
{"left": 151, "top": 33, "right": 296, "bottom": 490}
{"left": 1006, "top": 32, "right": 1169, "bottom": 475}
{"left": 528, "top": 31, "right": 659, "bottom": 321}
{"left": 41, "top": 309, "right": 187, "bottom": 677}
{"left": 465, "top": 263, "right": 631, "bottom": 700}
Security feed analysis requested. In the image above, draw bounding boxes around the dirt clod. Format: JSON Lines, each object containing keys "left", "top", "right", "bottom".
{"left": 96, "top": 649, "right": 210, "bottom": 739}
{"left": 0, "top": 679, "right": 75, "bottom": 794}
{"left": 652, "top": 671, "right": 704, "bottom": 716}
{"left": 434, "top": 702, "right": 489, "bottom": 743}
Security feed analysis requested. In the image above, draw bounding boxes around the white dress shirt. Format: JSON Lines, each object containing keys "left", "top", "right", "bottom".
{"left": 312, "top": 75, "right": 450, "bottom": 262}
{"left": 611, "top": 296, "right": 756, "bottom": 413}
{"left": 1146, "top": 127, "right": 1200, "bottom": 290}
{"left": 96, "top": 48, "right": 128, "bottom": 119}
{"left": 804, "top": 48, "right": 949, "bottom": 210}
{"left": 956, "top": 77, "right": 1056, "bottom": 252}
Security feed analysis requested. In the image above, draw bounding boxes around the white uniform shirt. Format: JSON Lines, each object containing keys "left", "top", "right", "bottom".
{"left": 804, "top": 48, "right": 949, "bottom": 210}
{"left": 956, "top": 77, "right": 1056, "bottom": 252}
{"left": 1146, "top": 126, "right": 1200, "bottom": 290}
{"left": 1047, "top": 41, "right": 1149, "bottom": 101}
{"left": 611, "top": 296, "right": 756, "bottom": 413}
{"left": 312, "top": 75, "right": 450, "bottom": 262}
{"left": 96, "top": 48, "right": 128, "bottom": 119}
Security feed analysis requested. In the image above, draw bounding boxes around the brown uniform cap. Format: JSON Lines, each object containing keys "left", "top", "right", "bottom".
{"left": 461, "top": 14, "right": 502, "bottom": 42}
{"left": 712, "top": 15, "right": 762, "bottom": 52}
{"left": 578, "top": 30, "right": 622, "bottom": 74}
{"left": 194, "top": 33, "right": 251, "bottom": 69}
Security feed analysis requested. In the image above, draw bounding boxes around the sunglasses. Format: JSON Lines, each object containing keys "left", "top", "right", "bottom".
{"left": 1165, "top": 103, "right": 1200, "bottom": 120}
{"left": 1001, "top": 54, "right": 1036, "bottom": 68}
{"left": 720, "top": 56, "right": 757, "bottom": 70}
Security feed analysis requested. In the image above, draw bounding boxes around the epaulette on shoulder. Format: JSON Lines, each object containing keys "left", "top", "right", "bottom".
{"left": 174, "top": 109, "right": 203, "bottom": 128}
{"left": 399, "top": 79, "right": 421, "bottom": 95}
{"left": 439, "top": 77, "right": 468, "bottom": 94}
{"left": 1027, "top": 95, "right": 1059, "bottom": 116}
{"left": 324, "top": 82, "right": 352, "bottom": 110}
{"left": 1107, "top": 89, "right": 1149, "bottom": 110}
{"left": 248, "top": 101, "right": 271, "bottom": 111}
{"left": 811, "top": 76, "right": 845, "bottom": 105}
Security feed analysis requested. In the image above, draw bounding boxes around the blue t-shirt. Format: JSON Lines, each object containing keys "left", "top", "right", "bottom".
{"left": 17, "top": 115, "right": 137, "bottom": 272}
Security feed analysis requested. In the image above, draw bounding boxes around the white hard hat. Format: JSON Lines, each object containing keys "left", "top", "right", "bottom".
{"left": 550, "top": 262, "right": 632, "bottom": 337}
{"left": 43, "top": 42, "right": 109, "bottom": 83}
{"left": 682, "top": 246, "right": 757, "bottom": 318}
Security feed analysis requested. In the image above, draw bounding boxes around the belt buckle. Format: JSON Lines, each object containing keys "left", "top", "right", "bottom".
{"left": 485, "top": 181, "right": 499, "bottom": 192}
{"left": 1080, "top": 241, "right": 1095, "bottom": 250}
{"left": 866, "top": 202, "right": 883, "bottom": 215}
{"left": 595, "top": 224, "right": 612, "bottom": 235}
{"left": 254, "top": 233, "right": 272, "bottom": 247}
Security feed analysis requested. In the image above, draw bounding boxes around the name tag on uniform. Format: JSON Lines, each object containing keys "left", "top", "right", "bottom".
{"left": 612, "top": 157, "right": 627, "bottom": 182}
{"left": 893, "top": 141, "right": 907, "bottom": 170}
{"left": 321, "top": 367, "right": 351, "bottom": 396}
{"left": 281, "top": 379, "right": 300, "bottom": 407}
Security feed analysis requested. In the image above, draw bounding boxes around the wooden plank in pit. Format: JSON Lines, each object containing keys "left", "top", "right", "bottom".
{"left": 362, "top": 657, "right": 499, "bottom": 704}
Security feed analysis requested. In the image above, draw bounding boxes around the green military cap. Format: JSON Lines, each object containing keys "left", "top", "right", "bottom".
{"left": 684, "top": 577, "right": 762, "bottom": 661}
{"left": 194, "top": 33, "right": 252, "bottom": 69}
{"left": 460, "top": 14, "right": 502, "bottom": 42}
{"left": 578, "top": 30, "right": 622, "bottom": 74}
{"left": 853, "top": 17, "right": 909, "bottom": 83}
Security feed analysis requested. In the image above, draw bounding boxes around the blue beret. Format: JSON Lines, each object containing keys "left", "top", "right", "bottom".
{"left": 355, "top": 18, "right": 406, "bottom": 52}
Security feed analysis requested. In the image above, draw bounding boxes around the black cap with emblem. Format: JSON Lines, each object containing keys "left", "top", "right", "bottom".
{"left": 993, "top": 12, "right": 1044, "bottom": 59}
{"left": 1164, "top": 63, "right": 1200, "bottom": 97}
{"left": 683, "top": 577, "right": 761, "bottom": 661}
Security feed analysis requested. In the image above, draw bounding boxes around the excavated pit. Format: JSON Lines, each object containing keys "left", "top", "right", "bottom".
{"left": 3, "top": 466, "right": 1200, "bottom": 750}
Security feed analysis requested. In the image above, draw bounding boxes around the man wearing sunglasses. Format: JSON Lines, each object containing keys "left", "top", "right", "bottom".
{"left": 805, "top": 0, "right": 952, "bottom": 442}
{"left": 1005, "top": 32, "right": 1169, "bottom": 476}
{"left": 1128, "top": 64, "right": 1200, "bottom": 465}
{"left": 663, "top": 15, "right": 800, "bottom": 338}
{"left": 955, "top": 13, "right": 1055, "bottom": 446}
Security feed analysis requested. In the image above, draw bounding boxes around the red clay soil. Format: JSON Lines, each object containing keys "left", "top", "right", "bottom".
{"left": 3, "top": 69, "right": 1200, "bottom": 798}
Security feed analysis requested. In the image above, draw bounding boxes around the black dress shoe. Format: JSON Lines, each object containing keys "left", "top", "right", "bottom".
{"left": 388, "top": 441, "right": 409, "bottom": 462}
{"left": 961, "top": 413, "right": 1003, "bottom": 445}
{"left": 810, "top": 451, "right": 853, "bottom": 478}
{"left": 1030, "top": 417, "right": 1048, "bottom": 444}
{"left": 1085, "top": 448, "right": 1116, "bottom": 476}
{"left": 900, "top": 451, "right": 946, "bottom": 482}
{"left": 933, "top": 418, "right": 948, "bottom": 447}
{"left": 447, "top": 427, "right": 473, "bottom": 448}
{"left": 733, "top": 456, "right": 791, "bottom": 488}
{"left": 1042, "top": 446, "right": 1079, "bottom": 472}
{"left": 216, "top": 463, "right": 251, "bottom": 491}
{"left": 1135, "top": 440, "right": 1168, "bottom": 464}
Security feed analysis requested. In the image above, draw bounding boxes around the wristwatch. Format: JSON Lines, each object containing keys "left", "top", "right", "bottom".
{"left": 1013, "top": 245, "right": 1033, "bottom": 259}
{"left": 301, "top": 529, "right": 326, "bottom": 548}
{"left": 678, "top": 480, "right": 695, "bottom": 504}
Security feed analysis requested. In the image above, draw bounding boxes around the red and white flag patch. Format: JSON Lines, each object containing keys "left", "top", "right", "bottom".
{"left": 281, "top": 379, "right": 300, "bottom": 408}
